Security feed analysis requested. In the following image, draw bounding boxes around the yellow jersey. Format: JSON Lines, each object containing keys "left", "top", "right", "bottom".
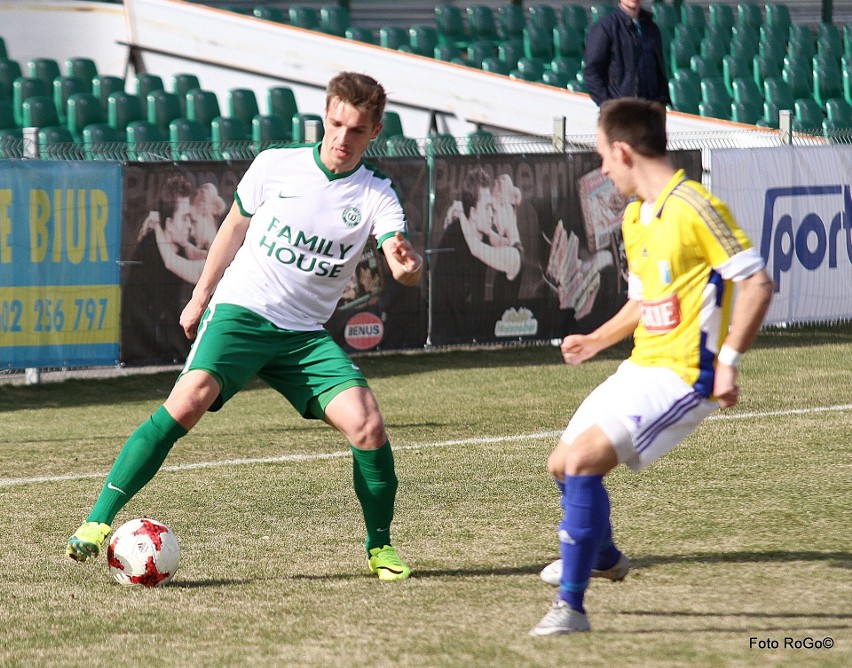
{"left": 622, "top": 170, "right": 758, "bottom": 396}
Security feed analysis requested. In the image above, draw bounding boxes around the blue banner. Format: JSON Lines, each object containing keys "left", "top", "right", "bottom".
{"left": 0, "top": 160, "right": 122, "bottom": 368}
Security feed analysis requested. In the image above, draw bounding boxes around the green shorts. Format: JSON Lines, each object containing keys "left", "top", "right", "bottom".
{"left": 182, "top": 303, "right": 368, "bottom": 419}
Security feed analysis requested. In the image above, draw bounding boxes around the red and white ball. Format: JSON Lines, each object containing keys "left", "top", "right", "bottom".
{"left": 107, "top": 518, "right": 180, "bottom": 587}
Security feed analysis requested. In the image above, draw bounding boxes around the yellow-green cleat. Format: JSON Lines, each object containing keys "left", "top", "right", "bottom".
{"left": 367, "top": 545, "right": 411, "bottom": 581}
{"left": 66, "top": 522, "right": 111, "bottom": 562}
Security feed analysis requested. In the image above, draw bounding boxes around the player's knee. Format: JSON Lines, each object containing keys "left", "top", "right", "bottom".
{"left": 347, "top": 411, "right": 387, "bottom": 449}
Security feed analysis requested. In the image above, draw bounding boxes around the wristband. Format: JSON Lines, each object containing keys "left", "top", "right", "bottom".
{"left": 718, "top": 344, "right": 743, "bottom": 368}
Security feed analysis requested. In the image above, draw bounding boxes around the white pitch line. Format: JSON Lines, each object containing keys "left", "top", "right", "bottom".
{"left": 2, "top": 404, "right": 850, "bottom": 488}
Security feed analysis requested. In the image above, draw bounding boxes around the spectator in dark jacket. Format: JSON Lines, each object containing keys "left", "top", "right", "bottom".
{"left": 583, "top": 0, "right": 670, "bottom": 107}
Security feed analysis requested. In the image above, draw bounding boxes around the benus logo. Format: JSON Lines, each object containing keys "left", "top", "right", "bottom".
{"left": 640, "top": 294, "right": 681, "bottom": 332}
{"left": 344, "top": 312, "right": 383, "bottom": 350}
{"left": 342, "top": 206, "right": 361, "bottom": 227}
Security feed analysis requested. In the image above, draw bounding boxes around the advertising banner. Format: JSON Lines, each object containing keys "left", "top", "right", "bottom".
{"left": 0, "top": 161, "right": 122, "bottom": 368}
{"left": 710, "top": 146, "right": 852, "bottom": 324}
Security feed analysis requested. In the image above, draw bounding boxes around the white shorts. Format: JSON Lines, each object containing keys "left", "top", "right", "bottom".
{"left": 561, "top": 360, "right": 719, "bottom": 472}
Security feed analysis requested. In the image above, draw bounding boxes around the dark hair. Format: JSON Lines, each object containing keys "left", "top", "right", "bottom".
{"left": 460, "top": 166, "right": 493, "bottom": 218}
{"left": 326, "top": 72, "right": 386, "bottom": 126}
{"left": 157, "top": 175, "right": 193, "bottom": 225}
{"left": 598, "top": 98, "right": 667, "bottom": 158}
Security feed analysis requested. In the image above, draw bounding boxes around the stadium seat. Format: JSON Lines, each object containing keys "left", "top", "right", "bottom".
{"left": 345, "top": 27, "right": 375, "bottom": 44}
{"left": 653, "top": 4, "right": 680, "bottom": 40}
{"left": 845, "top": 64, "right": 852, "bottom": 106}
{"left": 674, "top": 67, "right": 701, "bottom": 91}
{"left": 498, "top": 40, "right": 524, "bottom": 71}
{"left": 53, "top": 76, "right": 86, "bottom": 124}
{"left": 758, "top": 38, "right": 786, "bottom": 68}
{"left": 126, "top": 119, "right": 168, "bottom": 160}
{"left": 759, "top": 23, "right": 787, "bottom": 52}
{"left": 757, "top": 100, "right": 782, "bottom": 127}
{"left": 673, "top": 23, "right": 701, "bottom": 53}
{"left": 13, "top": 77, "right": 49, "bottom": 126}
{"left": 699, "top": 99, "right": 732, "bottom": 120}
{"left": 691, "top": 55, "right": 721, "bottom": 80}
{"left": 782, "top": 61, "right": 812, "bottom": 100}
{"left": 38, "top": 125, "right": 79, "bottom": 160}
{"left": 0, "top": 58, "right": 23, "bottom": 100}
{"left": 813, "top": 54, "right": 843, "bottom": 106}
{"left": 763, "top": 76, "right": 795, "bottom": 110}
{"left": 385, "top": 135, "right": 419, "bottom": 157}
{"left": 732, "top": 77, "right": 763, "bottom": 106}
{"left": 792, "top": 97, "right": 825, "bottom": 133}
{"left": 731, "top": 99, "right": 762, "bottom": 124}
{"left": 523, "top": 25, "right": 553, "bottom": 62}
{"left": 130, "top": 73, "right": 164, "bottom": 99}
{"left": 381, "top": 110, "right": 404, "bottom": 139}
{"left": 527, "top": 5, "right": 558, "bottom": 33}
{"left": 434, "top": 42, "right": 464, "bottom": 63}
{"left": 498, "top": 4, "right": 526, "bottom": 41}
{"left": 320, "top": 5, "right": 349, "bottom": 37}
{"left": 709, "top": 3, "right": 735, "bottom": 32}
{"left": 551, "top": 56, "right": 582, "bottom": 81}
{"left": 844, "top": 23, "right": 852, "bottom": 59}
{"left": 267, "top": 86, "right": 298, "bottom": 123}
{"left": 787, "top": 24, "right": 814, "bottom": 60}
{"left": 481, "top": 56, "right": 510, "bottom": 75}
{"left": 252, "top": 113, "right": 291, "bottom": 149}
{"left": 146, "top": 89, "right": 181, "bottom": 135}
{"left": 669, "top": 78, "right": 701, "bottom": 114}
{"left": 0, "top": 36, "right": 6, "bottom": 60}
{"left": 554, "top": 25, "right": 584, "bottom": 60}
{"left": 66, "top": 91, "right": 102, "bottom": 141}
{"left": 226, "top": 88, "right": 259, "bottom": 135}
{"left": 252, "top": 6, "right": 285, "bottom": 23}
{"left": 169, "top": 117, "right": 208, "bottom": 160}
{"left": 0, "top": 99, "right": 14, "bottom": 130}
{"left": 435, "top": 4, "right": 469, "bottom": 49}
{"left": 92, "top": 75, "right": 125, "bottom": 115}
{"left": 379, "top": 26, "right": 408, "bottom": 51}
{"left": 681, "top": 4, "right": 707, "bottom": 35}
{"left": 22, "top": 95, "right": 60, "bottom": 129}
{"left": 670, "top": 35, "right": 698, "bottom": 74}
{"left": 170, "top": 73, "right": 201, "bottom": 115}
{"left": 590, "top": 4, "right": 615, "bottom": 23}
{"left": 753, "top": 54, "right": 782, "bottom": 89}
{"left": 566, "top": 75, "right": 588, "bottom": 93}
{"left": 467, "top": 41, "right": 498, "bottom": 69}
{"left": 185, "top": 89, "right": 220, "bottom": 136}
{"left": 211, "top": 116, "right": 253, "bottom": 160}
{"left": 764, "top": 3, "right": 791, "bottom": 35}
{"left": 64, "top": 57, "right": 97, "bottom": 92}
{"left": 425, "top": 133, "right": 459, "bottom": 155}
{"left": 408, "top": 25, "right": 438, "bottom": 57}
{"left": 107, "top": 91, "right": 143, "bottom": 138}
{"left": 817, "top": 23, "right": 843, "bottom": 63}
{"left": 292, "top": 112, "right": 324, "bottom": 142}
{"left": 699, "top": 38, "right": 727, "bottom": 68}
{"left": 729, "top": 25, "right": 759, "bottom": 59}
{"left": 542, "top": 69, "right": 571, "bottom": 88}
{"left": 823, "top": 97, "right": 852, "bottom": 138}
{"left": 705, "top": 23, "right": 733, "bottom": 50}
{"left": 289, "top": 6, "right": 320, "bottom": 31}
{"left": 737, "top": 3, "right": 763, "bottom": 32}
{"left": 511, "top": 57, "right": 545, "bottom": 82}
{"left": 466, "top": 128, "right": 497, "bottom": 154}
{"left": 27, "top": 58, "right": 60, "bottom": 92}
{"left": 701, "top": 77, "right": 732, "bottom": 107}
{"left": 82, "top": 123, "right": 125, "bottom": 161}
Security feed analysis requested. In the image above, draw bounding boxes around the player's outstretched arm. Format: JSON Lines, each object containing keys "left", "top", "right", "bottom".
{"left": 561, "top": 299, "right": 640, "bottom": 365}
{"left": 180, "top": 201, "right": 251, "bottom": 339}
{"left": 383, "top": 231, "right": 423, "bottom": 287}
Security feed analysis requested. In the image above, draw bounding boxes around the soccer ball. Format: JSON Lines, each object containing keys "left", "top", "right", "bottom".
{"left": 107, "top": 518, "right": 180, "bottom": 587}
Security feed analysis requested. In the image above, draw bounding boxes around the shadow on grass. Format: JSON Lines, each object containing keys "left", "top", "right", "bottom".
{"left": 172, "top": 578, "right": 250, "bottom": 588}
{"left": 631, "top": 549, "right": 851, "bottom": 571}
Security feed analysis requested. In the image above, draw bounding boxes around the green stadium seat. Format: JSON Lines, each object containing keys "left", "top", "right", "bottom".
{"left": 817, "top": 23, "right": 843, "bottom": 63}
{"left": 732, "top": 77, "right": 763, "bottom": 105}
{"left": 542, "top": 69, "right": 571, "bottom": 88}
{"left": 844, "top": 23, "right": 852, "bottom": 59}
{"left": 822, "top": 96, "right": 852, "bottom": 139}
{"left": 266, "top": 86, "right": 298, "bottom": 123}
{"left": 38, "top": 125, "right": 79, "bottom": 160}
{"left": 0, "top": 58, "right": 23, "bottom": 100}
{"left": 737, "top": 3, "right": 763, "bottom": 32}
{"left": 562, "top": 5, "right": 589, "bottom": 34}
{"left": 670, "top": 35, "right": 698, "bottom": 74}
{"left": 481, "top": 56, "right": 510, "bottom": 75}
{"left": 385, "top": 135, "right": 419, "bottom": 157}
{"left": 226, "top": 88, "right": 258, "bottom": 135}
{"left": 381, "top": 111, "right": 404, "bottom": 139}
{"left": 551, "top": 56, "right": 582, "bottom": 80}
{"left": 787, "top": 24, "right": 814, "bottom": 59}
{"left": 53, "top": 76, "right": 86, "bottom": 124}
{"left": 435, "top": 42, "right": 464, "bottom": 63}
{"left": 732, "top": 99, "right": 762, "bottom": 123}
{"left": 126, "top": 119, "right": 168, "bottom": 160}
{"left": 13, "top": 77, "right": 49, "bottom": 126}
{"left": 759, "top": 24, "right": 787, "bottom": 52}
{"left": 27, "top": 58, "right": 60, "bottom": 92}
{"left": 673, "top": 24, "right": 701, "bottom": 52}
{"left": 22, "top": 95, "right": 60, "bottom": 129}
{"left": 845, "top": 63, "right": 852, "bottom": 106}
{"left": 669, "top": 78, "right": 701, "bottom": 114}
{"left": 292, "top": 112, "right": 324, "bottom": 142}
{"left": 186, "top": 89, "right": 220, "bottom": 136}
{"left": 758, "top": 38, "right": 786, "bottom": 67}
{"left": 425, "top": 133, "right": 459, "bottom": 156}
{"left": 527, "top": 5, "right": 558, "bottom": 33}
{"left": 289, "top": 6, "right": 320, "bottom": 31}
{"left": 66, "top": 92, "right": 102, "bottom": 141}
{"left": 466, "top": 129, "right": 497, "bottom": 154}
{"left": 691, "top": 55, "right": 721, "bottom": 80}
{"left": 498, "top": 4, "right": 526, "bottom": 41}
{"left": 511, "top": 57, "right": 545, "bottom": 83}
{"left": 757, "top": 100, "right": 782, "bottom": 127}
{"left": 792, "top": 97, "right": 825, "bottom": 134}
{"left": 590, "top": 4, "right": 615, "bottom": 24}
{"left": 82, "top": 123, "right": 125, "bottom": 161}
{"left": 320, "top": 5, "right": 349, "bottom": 37}
{"left": 498, "top": 40, "right": 524, "bottom": 71}
{"left": 753, "top": 54, "right": 782, "bottom": 89}
{"left": 252, "top": 6, "right": 285, "bottom": 23}
{"left": 763, "top": 76, "right": 795, "bottom": 110}
{"left": 211, "top": 116, "right": 253, "bottom": 160}
{"left": 566, "top": 76, "right": 588, "bottom": 93}
{"left": 64, "top": 58, "right": 97, "bottom": 92}
{"left": 681, "top": 4, "right": 707, "bottom": 35}
{"left": 146, "top": 89, "right": 181, "bottom": 135}
{"left": 379, "top": 26, "right": 408, "bottom": 51}
{"left": 782, "top": 61, "right": 812, "bottom": 100}
{"left": 107, "top": 91, "right": 143, "bottom": 138}
{"left": 0, "top": 99, "right": 14, "bottom": 130}
{"left": 700, "top": 38, "right": 727, "bottom": 67}
{"left": 674, "top": 67, "right": 701, "bottom": 91}
{"left": 523, "top": 25, "right": 554, "bottom": 62}
{"left": 345, "top": 27, "right": 374, "bottom": 44}
{"left": 170, "top": 73, "right": 201, "bottom": 115}
{"left": 408, "top": 25, "right": 438, "bottom": 57}
{"left": 554, "top": 25, "right": 584, "bottom": 60}
{"left": 169, "top": 117, "right": 208, "bottom": 160}
{"left": 467, "top": 40, "right": 497, "bottom": 68}
{"left": 709, "top": 3, "right": 735, "bottom": 32}
{"left": 0, "top": 37, "right": 6, "bottom": 60}
{"left": 435, "top": 4, "right": 469, "bottom": 48}
{"left": 653, "top": 4, "right": 680, "bottom": 40}
{"left": 130, "top": 73, "right": 164, "bottom": 100}
{"left": 252, "top": 113, "right": 291, "bottom": 149}
{"left": 699, "top": 99, "right": 732, "bottom": 120}
{"left": 764, "top": 4, "right": 791, "bottom": 35}
{"left": 701, "top": 77, "right": 732, "bottom": 107}
{"left": 813, "top": 54, "right": 843, "bottom": 106}
{"left": 92, "top": 75, "right": 124, "bottom": 115}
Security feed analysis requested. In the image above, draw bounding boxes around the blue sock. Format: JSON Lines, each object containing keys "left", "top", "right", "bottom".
{"left": 558, "top": 474, "right": 609, "bottom": 613}
{"left": 595, "top": 517, "right": 623, "bottom": 571}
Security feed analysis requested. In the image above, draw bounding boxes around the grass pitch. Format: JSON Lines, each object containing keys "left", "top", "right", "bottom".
{"left": 1, "top": 327, "right": 850, "bottom": 667}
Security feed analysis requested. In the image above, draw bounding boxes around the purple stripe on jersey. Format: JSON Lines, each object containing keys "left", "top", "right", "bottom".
{"left": 635, "top": 391, "right": 704, "bottom": 454}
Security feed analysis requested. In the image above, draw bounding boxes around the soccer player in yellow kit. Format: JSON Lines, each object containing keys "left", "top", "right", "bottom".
{"left": 531, "top": 98, "right": 774, "bottom": 635}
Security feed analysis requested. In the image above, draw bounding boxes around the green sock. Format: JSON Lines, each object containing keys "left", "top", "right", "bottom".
{"left": 87, "top": 406, "right": 187, "bottom": 525}
{"left": 351, "top": 441, "right": 398, "bottom": 553}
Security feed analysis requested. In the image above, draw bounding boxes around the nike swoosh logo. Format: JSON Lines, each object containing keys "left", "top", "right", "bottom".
{"left": 376, "top": 527, "right": 389, "bottom": 532}
{"left": 107, "top": 482, "right": 126, "bottom": 495}
{"left": 278, "top": 193, "right": 301, "bottom": 198}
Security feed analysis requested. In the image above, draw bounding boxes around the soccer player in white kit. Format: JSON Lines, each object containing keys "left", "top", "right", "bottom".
{"left": 530, "top": 99, "right": 774, "bottom": 635}
{"left": 67, "top": 72, "right": 423, "bottom": 581}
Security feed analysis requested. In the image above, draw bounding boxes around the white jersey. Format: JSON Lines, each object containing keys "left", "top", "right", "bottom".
{"left": 210, "top": 145, "right": 407, "bottom": 330}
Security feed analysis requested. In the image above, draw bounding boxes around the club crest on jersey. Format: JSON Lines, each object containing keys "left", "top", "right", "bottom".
{"left": 342, "top": 206, "right": 361, "bottom": 227}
